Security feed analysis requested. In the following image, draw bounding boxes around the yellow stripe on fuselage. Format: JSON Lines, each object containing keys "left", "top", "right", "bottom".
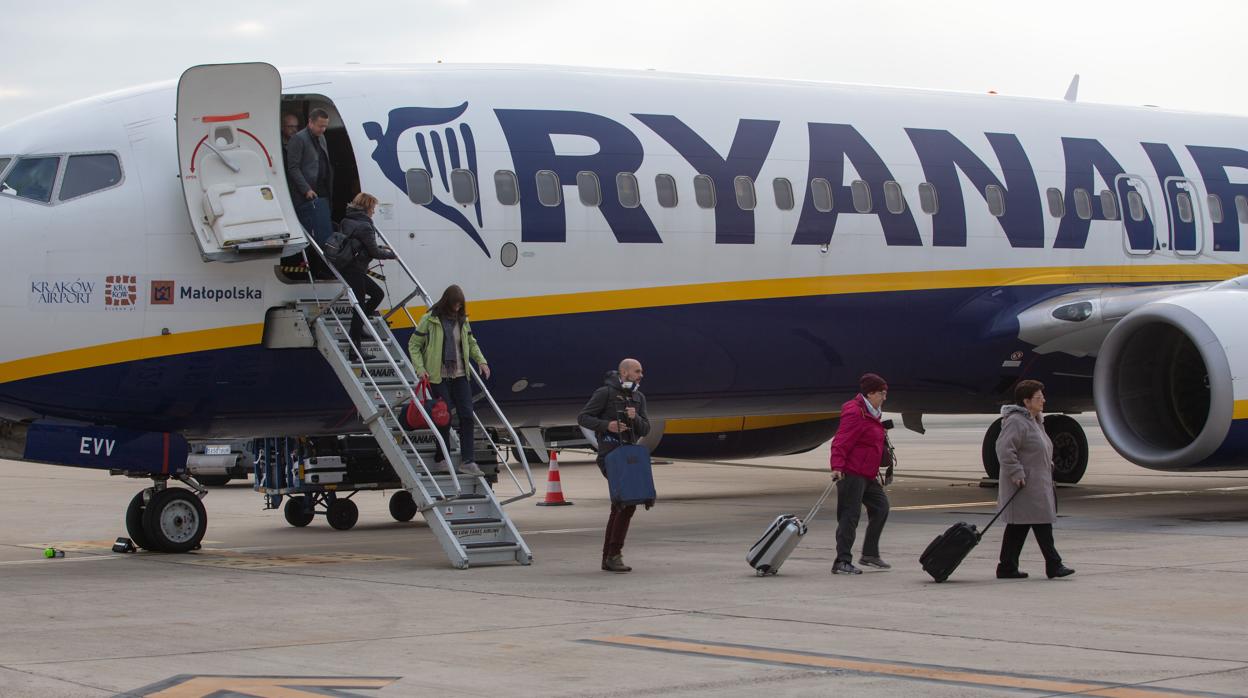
{"left": 663, "top": 412, "right": 840, "bottom": 435}
{"left": 2, "top": 263, "right": 1245, "bottom": 384}
{"left": 1234, "top": 400, "right": 1248, "bottom": 421}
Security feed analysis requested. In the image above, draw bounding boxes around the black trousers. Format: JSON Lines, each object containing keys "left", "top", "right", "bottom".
{"left": 341, "top": 267, "right": 383, "bottom": 347}
{"left": 834, "top": 474, "right": 889, "bottom": 563}
{"left": 998, "top": 523, "right": 1063, "bottom": 573}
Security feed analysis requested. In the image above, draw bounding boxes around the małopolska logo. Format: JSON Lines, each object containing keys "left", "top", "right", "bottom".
{"left": 151, "top": 280, "right": 175, "bottom": 305}
{"left": 363, "top": 103, "right": 489, "bottom": 257}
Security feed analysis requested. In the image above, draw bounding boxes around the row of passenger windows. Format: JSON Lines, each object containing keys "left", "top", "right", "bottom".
{"left": 0, "top": 153, "right": 123, "bottom": 204}
{"left": 407, "top": 167, "right": 1248, "bottom": 227}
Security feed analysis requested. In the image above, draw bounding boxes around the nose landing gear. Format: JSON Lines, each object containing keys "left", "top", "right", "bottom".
{"left": 122, "top": 476, "right": 208, "bottom": 553}
{"left": 981, "top": 414, "right": 1089, "bottom": 484}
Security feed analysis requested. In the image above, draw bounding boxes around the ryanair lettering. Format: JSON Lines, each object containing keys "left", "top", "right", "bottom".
{"left": 366, "top": 106, "right": 1248, "bottom": 253}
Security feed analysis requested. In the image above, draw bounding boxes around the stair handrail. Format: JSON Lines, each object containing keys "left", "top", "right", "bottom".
{"left": 372, "top": 227, "right": 537, "bottom": 504}
{"left": 298, "top": 241, "right": 460, "bottom": 499}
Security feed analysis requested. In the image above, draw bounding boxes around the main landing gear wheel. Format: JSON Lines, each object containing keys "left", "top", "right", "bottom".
{"left": 389, "top": 490, "right": 418, "bottom": 522}
{"left": 1044, "top": 414, "right": 1089, "bottom": 484}
{"left": 981, "top": 418, "right": 1003, "bottom": 480}
{"left": 283, "top": 496, "right": 315, "bottom": 527}
{"left": 125, "top": 490, "right": 155, "bottom": 551}
{"left": 141, "top": 488, "right": 207, "bottom": 553}
{"left": 326, "top": 498, "right": 359, "bottom": 530}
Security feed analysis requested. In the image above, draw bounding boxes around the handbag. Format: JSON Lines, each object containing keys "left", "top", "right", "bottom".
{"left": 877, "top": 434, "right": 896, "bottom": 487}
{"left": 402, "top": 377, "right": 451, "bottom": 430}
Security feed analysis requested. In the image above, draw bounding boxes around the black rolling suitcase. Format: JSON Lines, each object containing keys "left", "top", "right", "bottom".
{"left": 920, "top": 489, "right": 1019, "bottom": 582}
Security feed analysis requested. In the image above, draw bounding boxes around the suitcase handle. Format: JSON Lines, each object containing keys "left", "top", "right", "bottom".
{"left": 980, "top": 487, "right": 1022, "bottom": 535}
{"left": 804, "top": 480, "right": 838, "bottom": 524}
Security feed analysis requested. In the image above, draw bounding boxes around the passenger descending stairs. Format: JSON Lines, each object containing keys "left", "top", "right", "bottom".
{"left": 293, "top": 246, "right": 535, "bottom": 568}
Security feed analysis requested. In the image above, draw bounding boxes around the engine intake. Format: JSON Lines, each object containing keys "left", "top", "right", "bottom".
{"left": 1093, "top": 290, "right": 1244, "bottom": 470}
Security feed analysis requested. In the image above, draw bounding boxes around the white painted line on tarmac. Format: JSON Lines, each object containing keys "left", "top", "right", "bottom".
{"left": 0, "top": 555, "right": 121, "bottom": 566}
{"left": 893, "top": 501, "right": 998, "bottom": 511}
{"left": 526, "top": 527, "right": 603, "bottom": 535}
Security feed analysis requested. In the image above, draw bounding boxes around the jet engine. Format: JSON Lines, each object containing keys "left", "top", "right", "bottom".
{"left": 1093, "top": 284, "right": 1248, "bottom": 471}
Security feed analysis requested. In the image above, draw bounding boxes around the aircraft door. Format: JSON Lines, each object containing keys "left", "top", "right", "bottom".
{"left": 1162, "top": 177, "right": 1203, "bottom": 255}
{"left": 176, "top": 62, "right": 306, "bottom": 262}
{"left": 1115, "top": 174, "right": 1157, "bottom": 256}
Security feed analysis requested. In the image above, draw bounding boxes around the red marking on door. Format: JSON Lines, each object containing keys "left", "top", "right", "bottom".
{"left": 203, "top": 112, "right": 250, "bottom": 123}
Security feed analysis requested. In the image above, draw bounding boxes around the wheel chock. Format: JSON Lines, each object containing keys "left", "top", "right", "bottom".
{"left": 112, "top": 537, "right": 137, "bottom": 553}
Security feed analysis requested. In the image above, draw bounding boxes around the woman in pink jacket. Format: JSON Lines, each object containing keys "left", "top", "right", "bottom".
{"left": 829, "top": 373, "right": 891, "bottom": 575}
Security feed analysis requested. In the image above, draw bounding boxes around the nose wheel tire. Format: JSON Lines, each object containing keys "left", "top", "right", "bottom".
{"left": 141, "top": 488, "right": 207, "bottom": 553}
{"left": 326, "top": 498, "right": 359, "bottom": 530}
{"left": 283, "top": 496, "right": 315, "bottom": 527}
{"left": 389, "top": 490, "right": 418, "bottom": 522}
{"left": 981, "top": 418, "right": 1003, "bottom": 480}
{"left": 125, "top": 490, "right": 156, "bottom": 551}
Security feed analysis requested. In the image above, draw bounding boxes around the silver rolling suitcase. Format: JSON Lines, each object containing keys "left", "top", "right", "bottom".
{"left": 746, "top": 481, "right": 836, "bottom": 576}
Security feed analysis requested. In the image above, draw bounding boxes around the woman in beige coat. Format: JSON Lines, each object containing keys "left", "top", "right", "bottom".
{"left": 995, "top": 380, "right": 1075, "bottom": 580}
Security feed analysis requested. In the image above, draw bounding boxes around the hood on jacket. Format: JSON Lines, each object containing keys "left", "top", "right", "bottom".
{"left": 1000, "top": 405, "right": 1033, "bottom": 419}
{"left": 342, "top": 207, "right": 371, "bottom": 224}
{"left": 603, "top": 370, "right": 622, "bottom": 389}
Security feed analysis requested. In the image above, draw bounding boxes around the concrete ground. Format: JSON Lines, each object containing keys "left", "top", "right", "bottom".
{"left": 2, "top": 415, "right": 1248, "bottom": 697}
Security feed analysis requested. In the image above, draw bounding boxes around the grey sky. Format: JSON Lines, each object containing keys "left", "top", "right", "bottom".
{"left": 2, "top": 0, "right": 1245, "bottom": 126}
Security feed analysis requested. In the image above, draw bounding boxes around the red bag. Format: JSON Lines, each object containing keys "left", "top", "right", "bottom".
{"left": 402, "top": 378, "right": 451, "bottom": 430}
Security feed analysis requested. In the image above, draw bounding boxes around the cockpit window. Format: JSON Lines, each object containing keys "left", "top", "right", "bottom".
{"left": 59, "top": 153, "right": 122, "bottom": 201}
{"left": 0, "top": 156, "right": 61, "bottom": 203}
{"left": 0, "top": 158, "right": 11, "bottom": 176}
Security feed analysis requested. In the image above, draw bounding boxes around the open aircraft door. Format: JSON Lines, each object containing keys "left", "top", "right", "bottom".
{"left": 176, "top": 62, "right": 306, "bottom": 262}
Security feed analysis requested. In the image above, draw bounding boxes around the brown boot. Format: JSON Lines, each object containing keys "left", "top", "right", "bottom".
{"left": 601, "top": 554, "right": 632, "bottom": 573}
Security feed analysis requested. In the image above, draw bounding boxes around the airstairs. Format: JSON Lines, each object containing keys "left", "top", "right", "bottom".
{"left": 291, "top": 233, "right": 536, "bottom": 568}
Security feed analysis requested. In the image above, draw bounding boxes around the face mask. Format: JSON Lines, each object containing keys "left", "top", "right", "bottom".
{"left": 620, "top": 380, "right": 639, "bottom": 391}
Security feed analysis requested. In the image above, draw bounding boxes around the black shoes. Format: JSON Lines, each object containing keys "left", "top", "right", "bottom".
{"left": 996, "top": 566, "right": 1030, "bottom": 579}
{"left": 832, "top": 560, "right": 862, "bottom": 575}
{"left": 859, "top": 556, "right": 892, "bottom": 570}
{"left": 1047, "top": 565, "right": 1076, "bottom": 579}
{"left": 602, "top": 555, "right": 632, "bottom": 573}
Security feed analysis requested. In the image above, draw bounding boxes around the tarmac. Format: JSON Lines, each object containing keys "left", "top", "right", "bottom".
{"left": 2, "top": 414, "right": 1248, "bottom": 697}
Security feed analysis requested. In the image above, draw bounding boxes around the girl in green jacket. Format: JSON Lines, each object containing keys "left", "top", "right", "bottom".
{"left": 408, "top": 285, "right": 490, "bottom": 476}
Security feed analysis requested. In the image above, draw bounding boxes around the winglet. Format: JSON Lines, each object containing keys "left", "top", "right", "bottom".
{"left": 1064, "top": 74, "right": 1080, "bottom": 103}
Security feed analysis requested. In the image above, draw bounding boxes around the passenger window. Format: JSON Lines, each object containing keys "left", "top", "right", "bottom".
{"left": 1207, "top": 194, "right": 1224, "bottom": 224}
{"left": 58, "top": 153, "right": 122, "bottom": 201}
{"left": 1100, "top": 190, "right": 1119, "bottom": 221}
{"left": 1127, "top": 191, "right": 1145, "bottom": 222}
{"left": 656, "top": 174, "right": 678, "bottom": 208}
{"left": 0, "top": 156, "right": 60, "bottom": 203}
{"left": 985, "top": 184, "right": 1006, "bottom": 217}
{"left": 883, "top": 181, "right": 905, "bottom": 214}
{"left": 811, "top": 178, "right": 833, "bottom": 212}
{"left": 617, "top": 172, "right": 640, "bottom": 208}
{"left": 918, "top": 182, "right": 938, "bottom": 214}
{"left": 405, "top": 169, "right": 434, "bottom": 205}
{"left": 1236, "top": 195, "right": 1248, "bottom": 224}
{"left": 694, "top": 174, "right": 716, "bottom": 209}
{"left": 536, "top": 170, "right": 561, "bottom": 207}
{"left": 494, "top": 170, "right": 519, "bottom": 205}
{"left": 772, "top": 178, "right": 794, "bottom": 210}
{"left": 1176, "top": 191, "right": 1193, "bottom": 223}
{"left": 1046, "top": 188, "right": 1064, "bottom": 218}
{"left": 1073, "top": 188, "right": 1092, "bottom": 220}
{"left": 576, "top": 171, "right": 601, "bottom": 207}
{"left": 734, "top": 176, "right": 756, "bottom": 210}
{"left": 851, "top": 180, "right": 872, "bottom": 213}
{"left": 450, "top": 169, "right": 477, "bottom": 205}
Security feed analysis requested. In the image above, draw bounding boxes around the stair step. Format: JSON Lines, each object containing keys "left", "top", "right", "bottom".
{"left": 450, "top": 517, "right": 503, "bottom": 527}
{"left": 463, "top": 541, "right": 519, "bottom": 551}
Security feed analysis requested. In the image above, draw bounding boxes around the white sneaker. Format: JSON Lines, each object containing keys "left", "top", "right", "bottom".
{"left": 458, "top": 462, "right": 485, "bottom": 477}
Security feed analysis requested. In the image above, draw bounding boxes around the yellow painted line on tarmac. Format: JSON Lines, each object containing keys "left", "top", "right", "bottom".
{"left": 587, "top": 635, "right": 1222, "bottom": 698}
{"left": 891, "top": 500, "right": 998, "bottom": 511}
{"left": 0, "top": 556, "right": 122, "bottom": 566}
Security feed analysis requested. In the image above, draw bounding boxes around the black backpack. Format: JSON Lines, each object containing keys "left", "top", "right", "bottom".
{"left": 322, "top": 225, "right": 357, "bottom": 268}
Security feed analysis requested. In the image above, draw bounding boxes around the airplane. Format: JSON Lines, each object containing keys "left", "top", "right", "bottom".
{"left": 1, "top": 62, "right": 1246, "bottom": 557}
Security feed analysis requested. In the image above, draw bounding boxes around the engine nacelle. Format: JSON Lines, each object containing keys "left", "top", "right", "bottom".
{"left": 1094, "top": 286, "right": 1248, "bottom": 471}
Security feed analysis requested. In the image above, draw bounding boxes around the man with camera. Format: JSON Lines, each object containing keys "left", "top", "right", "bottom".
{"left": 578, "top": 358, "right": 650, "bottom": 573}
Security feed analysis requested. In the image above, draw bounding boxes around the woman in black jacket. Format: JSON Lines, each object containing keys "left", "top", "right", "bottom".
{"left": 334, "top": 192, "right": 396, "bottom": 359}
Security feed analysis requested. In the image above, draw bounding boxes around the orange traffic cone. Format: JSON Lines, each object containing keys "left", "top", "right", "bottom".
{"left": 536, "top": 450, "right": 574, "bottom": 506}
